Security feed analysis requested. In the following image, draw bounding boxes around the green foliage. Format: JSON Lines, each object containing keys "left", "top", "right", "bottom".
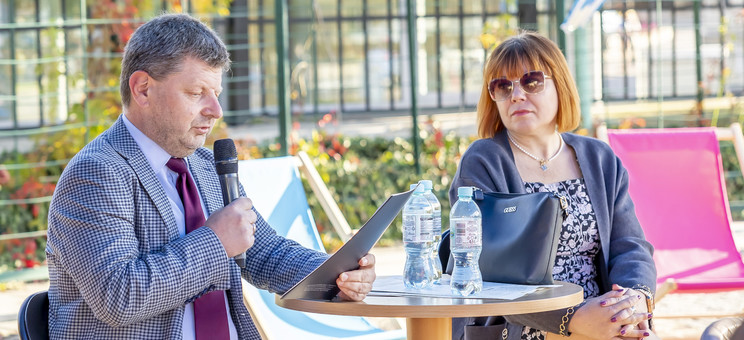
{"left": 0, "top": 238, "right": 44, "bottom": 273}
{"left": 480, "top": 14, "right": 519, "bottom": 51}
{"left": 239, "top": 119, "right": 476, "bottom": 251}
{"left": 0, "top": 165, "right": 50, "bottom": 272}
{"left": 720, "top": 142, "right": 744, "bottom": 219}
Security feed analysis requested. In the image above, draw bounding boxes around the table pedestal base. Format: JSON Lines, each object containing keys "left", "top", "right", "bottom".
{"left": 406, "top": 317, "right": 451, "bottom": 340}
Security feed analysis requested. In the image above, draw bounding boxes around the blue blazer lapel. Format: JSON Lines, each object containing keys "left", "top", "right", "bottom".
{"left": 108, "top": 116, "right": 180, "bottom": 240}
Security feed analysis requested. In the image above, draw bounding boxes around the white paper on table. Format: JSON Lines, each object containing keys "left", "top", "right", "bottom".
{"left": 370, "top": 275, "right": 560, "bottom": 300}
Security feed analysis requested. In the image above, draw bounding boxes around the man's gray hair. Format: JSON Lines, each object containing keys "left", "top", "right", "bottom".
{"left": 120, "top": 13, "right": 230, "bottom": 107}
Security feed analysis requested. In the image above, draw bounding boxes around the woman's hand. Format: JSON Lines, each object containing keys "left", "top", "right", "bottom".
{"left": 568, "top": 288, "right": 650, "bottom": 339}
{"left": 622, "top": 330, "right": 662, "bottom": 340}
{"left": 611, "top": 284, "right": 653, "bottom": 337}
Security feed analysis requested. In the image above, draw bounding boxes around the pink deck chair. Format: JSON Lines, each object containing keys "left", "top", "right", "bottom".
{"left": 601, "top": 124, "right": 744, "bottom": 300}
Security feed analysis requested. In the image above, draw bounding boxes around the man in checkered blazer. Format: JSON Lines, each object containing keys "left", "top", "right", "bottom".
{"left": 46, "top": 14, "right": 376, "bottom": 339}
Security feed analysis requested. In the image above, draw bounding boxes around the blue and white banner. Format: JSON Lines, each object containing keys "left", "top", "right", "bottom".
{"left": 561, "top": 0, "right": 606, "bottom": 32}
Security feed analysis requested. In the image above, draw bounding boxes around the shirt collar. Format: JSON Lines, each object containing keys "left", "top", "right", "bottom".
{"left": 121, "top": 113, "right": 174, "bottom": 173}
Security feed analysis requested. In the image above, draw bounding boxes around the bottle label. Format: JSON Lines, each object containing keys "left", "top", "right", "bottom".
{"left": 452, "top": 218, "right": 481, "bottom": 249}
{"left": 403, "top": 214, "right": 433, "bottom": 242}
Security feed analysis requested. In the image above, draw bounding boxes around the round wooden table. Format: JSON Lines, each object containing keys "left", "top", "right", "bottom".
{"left": 276, "top": 280, "right": 583, "bottom": 340}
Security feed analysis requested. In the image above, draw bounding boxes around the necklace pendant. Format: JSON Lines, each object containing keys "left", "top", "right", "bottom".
{"left": 506, "top": 131, "right": 564, "bottom": 173}
{"left": 540, "top": 160, "right": 548, "bottom": 171}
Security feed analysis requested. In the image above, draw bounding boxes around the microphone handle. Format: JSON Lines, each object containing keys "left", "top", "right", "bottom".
{"left": 219, "top": 173, "right": 241, "bottom": 205}
{"left": 219, "top": 173, "right": 246, "bottom": 268}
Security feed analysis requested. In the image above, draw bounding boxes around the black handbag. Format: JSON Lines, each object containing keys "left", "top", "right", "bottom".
{"left": 440, "top": 188, "right": 567, "bottom": 285}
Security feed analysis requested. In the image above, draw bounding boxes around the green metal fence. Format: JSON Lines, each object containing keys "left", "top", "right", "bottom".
{"left": 0, "top": 0, "right": 241, "bottom": 273}
{"left": 3, "top": 1, "right": 744, "bottom": 130}
{"left": 599, "top": 0, "right": 744, "bottom": 103}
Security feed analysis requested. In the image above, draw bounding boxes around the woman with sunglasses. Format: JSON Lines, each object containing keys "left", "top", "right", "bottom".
{"left": 448, "top": 32, "right": 658, "bottom": 340}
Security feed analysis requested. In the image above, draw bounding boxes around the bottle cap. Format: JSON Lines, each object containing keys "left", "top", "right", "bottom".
{"left": 420, "top": 179, "right": 433, "bottom": 190}
{"left": 410, "top": 183, "right": 425, "bottom": 193}
{"left": 458, "top": 186, "right": 473, "bottom": 197}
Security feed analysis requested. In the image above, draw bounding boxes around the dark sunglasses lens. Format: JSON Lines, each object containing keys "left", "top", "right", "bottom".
{"left": 520, "top": 71, "right": 545, "bottom": 94}
{"left": 489, "top": 79, "right": 513, "bottom": 101}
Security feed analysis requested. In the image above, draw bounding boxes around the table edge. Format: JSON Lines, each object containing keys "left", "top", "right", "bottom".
{"left": 275, "top": 281, "right": 584, "bottom": 318}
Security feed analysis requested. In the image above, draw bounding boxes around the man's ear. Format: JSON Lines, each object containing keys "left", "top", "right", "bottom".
{"left": 129, "top": 70, "right": 152, "bottom": 108}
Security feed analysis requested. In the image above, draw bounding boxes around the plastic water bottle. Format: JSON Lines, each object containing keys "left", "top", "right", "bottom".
{"left": 420, "top": 180, "right": 442, "bottom": 284}
{"left": 449, "top": 186, "right": 482, "bottom": 296}
{"left": 402, "top": 184, "right": 434, "bottom": 289}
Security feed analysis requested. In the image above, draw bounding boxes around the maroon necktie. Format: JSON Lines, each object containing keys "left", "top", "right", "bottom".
{"left": 167, "top": 158, "right": 230, "bottom": 340}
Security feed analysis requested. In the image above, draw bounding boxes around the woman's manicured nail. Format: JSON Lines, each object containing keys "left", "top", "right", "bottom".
{"left": 647, "top": 313, "right": 653, "bottom": 319}
{"left": 611, "top": 317, "right": 617, "bottom": 323}
{"left": 644, "top": 332, "right": 650, "bottom": 337}
{"left": 621, "top": 329, "right": 626, "bottom": 335}
{"left": 600, "top": 300, "right": 607, "bottom": 306}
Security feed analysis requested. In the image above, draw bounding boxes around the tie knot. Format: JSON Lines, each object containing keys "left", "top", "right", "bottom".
{"left": 166, "top": 157, "right": 189, "bottom": 175}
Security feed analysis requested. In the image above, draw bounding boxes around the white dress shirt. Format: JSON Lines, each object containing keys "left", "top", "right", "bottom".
{"left": 122, "top": 114, "right": 238, "bottom": 340}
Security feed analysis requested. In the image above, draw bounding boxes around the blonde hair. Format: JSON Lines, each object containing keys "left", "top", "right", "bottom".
{"left": 476, "top": 31, "right": 581, "bottom": 139}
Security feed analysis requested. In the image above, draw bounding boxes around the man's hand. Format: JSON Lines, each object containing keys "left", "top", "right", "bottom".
{"left": 205, "top": 197, "right": 258, "bottom": 257}
{"left": 336, "top": 254, "right": 376, "bottom": 301}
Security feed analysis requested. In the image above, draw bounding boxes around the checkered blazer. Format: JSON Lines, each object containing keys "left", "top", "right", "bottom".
{"left": 46, "top": 116, "right": 328, "bottom": 339}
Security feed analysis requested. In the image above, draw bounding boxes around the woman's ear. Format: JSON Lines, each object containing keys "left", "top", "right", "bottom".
{"left": 129, "top": 70, "right": 151, "bottom": 108}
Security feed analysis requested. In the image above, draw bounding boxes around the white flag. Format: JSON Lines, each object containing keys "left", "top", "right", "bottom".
{"left": 561, "top": 0, "right": 606, "bottom": 32}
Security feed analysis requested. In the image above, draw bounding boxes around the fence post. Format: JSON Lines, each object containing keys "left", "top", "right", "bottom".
{"left": 406, "top": 0, "right": 421, "bottom": 175}
{"left": 574, "top": 27, "right": 594, "bottom": 133}
{"left": 694, "top": 0, "right": 703, "bottom": 120}
{"left": 555, "top": 0, "right": 567, "bottom": 54}
{"left": 276, "top": 0, "right": 292, "bottom": 155}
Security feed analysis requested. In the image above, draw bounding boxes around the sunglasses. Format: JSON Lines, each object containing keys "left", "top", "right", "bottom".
{"left": 487, "top": 71, "right": 552, "bottom": 102}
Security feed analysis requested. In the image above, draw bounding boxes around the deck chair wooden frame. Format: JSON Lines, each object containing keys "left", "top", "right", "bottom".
{"left": 237, "top": 152, "right": 403, "bottom": 339}
{"left": 294, "top": 151, "right": 355, "bottom": 242}
{"left": 596, "top": 123, "right": 744, "bottom": 319}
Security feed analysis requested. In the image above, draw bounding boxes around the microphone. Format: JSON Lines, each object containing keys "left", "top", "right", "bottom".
{"left": 214, "top": 138, "right": 246, "bottom": 269}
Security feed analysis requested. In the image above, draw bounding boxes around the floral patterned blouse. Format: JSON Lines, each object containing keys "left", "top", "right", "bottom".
{"left": 521, "top": 178, "right": 601, "bottom": 340}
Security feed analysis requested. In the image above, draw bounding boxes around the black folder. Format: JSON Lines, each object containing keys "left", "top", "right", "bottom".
{"left": 280, "top": 187, "right": 415, "bottom": 301}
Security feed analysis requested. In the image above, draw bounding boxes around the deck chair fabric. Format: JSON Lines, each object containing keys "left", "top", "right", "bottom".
{"left": 237, "top": 155, "right": 404, "bottom": 340}
{"left": 605, "top": 127, "right": 744, "bottom": 294}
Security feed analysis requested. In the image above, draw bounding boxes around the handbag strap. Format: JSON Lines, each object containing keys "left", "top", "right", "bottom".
{"left": 473, "top": 187, "right": 484, "bottom": 200}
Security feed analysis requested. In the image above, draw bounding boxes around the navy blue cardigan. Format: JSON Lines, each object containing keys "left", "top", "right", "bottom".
{"left": 449, "top": 129, "right": 656, "bottom": 336}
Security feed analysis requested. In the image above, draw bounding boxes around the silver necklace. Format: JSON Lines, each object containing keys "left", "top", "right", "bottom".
{"left": 507, "top": 132, "right": 564, "bottom": 171}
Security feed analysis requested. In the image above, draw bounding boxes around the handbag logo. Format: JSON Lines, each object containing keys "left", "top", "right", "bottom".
{"left": 504, "top": 206, "right": 517, "bottom": 213}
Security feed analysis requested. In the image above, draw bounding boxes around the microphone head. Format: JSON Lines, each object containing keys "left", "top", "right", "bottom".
{"left": 214, "top": 139, "right": 238, "bottom": 175}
